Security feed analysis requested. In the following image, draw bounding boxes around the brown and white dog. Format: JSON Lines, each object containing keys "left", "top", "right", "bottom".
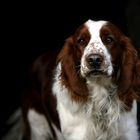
{"left": 5, "top": 19, "right": 140, "bottom": 140}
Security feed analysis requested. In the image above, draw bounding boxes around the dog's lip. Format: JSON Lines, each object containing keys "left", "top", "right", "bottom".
{"left": 87, "top": 69, "right": 106, "bottom": 76}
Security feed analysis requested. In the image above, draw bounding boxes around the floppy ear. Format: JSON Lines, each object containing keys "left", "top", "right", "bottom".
{"left": 57, "top": 37, "right": 88, "bottom": 102}
{"left": 118, "top": 36, "right": 139, "bottom": 109}
{"left": 134, "top": 60, "right": 140, "bottom": 95}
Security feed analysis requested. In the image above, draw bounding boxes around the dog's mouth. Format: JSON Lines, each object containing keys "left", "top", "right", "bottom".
{"left": 81, "top": 65, "right": 108, "bottom": 78}
{"left": 87, "top": 69, "right": 106, "bottom": 76}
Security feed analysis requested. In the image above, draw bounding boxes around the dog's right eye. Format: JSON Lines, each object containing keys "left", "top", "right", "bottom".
{"left": 77, "top": 38, "right": 86, "bottom": 46}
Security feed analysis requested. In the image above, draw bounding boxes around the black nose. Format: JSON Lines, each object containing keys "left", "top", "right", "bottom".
{"left": 86, "top": 54, "right": 103, "bottom": 68}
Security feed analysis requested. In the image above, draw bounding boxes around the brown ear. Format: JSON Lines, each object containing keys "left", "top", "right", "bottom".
{"left": 57, "top": 37, "right": 88, "bottom": 102}
{"left": 118, "top": 36, "right": 139, "bottom": 109}
{"left": 134, "top": 60, "right": 140, "bottom": 95}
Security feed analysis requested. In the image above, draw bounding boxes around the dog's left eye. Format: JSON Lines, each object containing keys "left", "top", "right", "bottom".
{"left": 104, "top": 36, "right": 114, "bottom": 44}
{"left": 77, "top": 38, "right": 86, "bottom": 46}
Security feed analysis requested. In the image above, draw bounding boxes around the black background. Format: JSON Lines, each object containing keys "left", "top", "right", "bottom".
{"left": 1, "top": 0, "right": 140, "bottom": 139}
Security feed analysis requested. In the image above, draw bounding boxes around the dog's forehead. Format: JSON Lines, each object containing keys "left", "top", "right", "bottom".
{"left": 84, "top": 19, "right": 107, "bottom": 40}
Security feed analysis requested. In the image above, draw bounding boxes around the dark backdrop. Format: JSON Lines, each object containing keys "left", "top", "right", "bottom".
{"left": 1, "top": 0, "right": 140, "bottom": 139}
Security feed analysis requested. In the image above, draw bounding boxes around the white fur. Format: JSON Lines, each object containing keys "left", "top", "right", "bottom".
{"left": 27, "top": 109, "right": 52, "bottom": 140}
{"left": 27, "top": 109, "right": 64, "bottom": 140}
{"left": 52, "top": 62, "right": 139, "bottom": 140}
{"left": 119, "top": 101, "right": 139, "bottom": 140}
{"left": 81, "top": 19, "right": 113, "bottom": 77}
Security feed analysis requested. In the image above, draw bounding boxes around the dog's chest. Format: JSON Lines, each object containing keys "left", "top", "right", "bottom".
{"left": 57, "top": 103, "right": 120, "bottom": 140}
{"left": 53, "top": 71, "right": 138, "bottom": 140}
{"left": 56, "top": 85, "right": 123, "bottom": 140}
{"left": 57, "top": 95, "right": 138, "bottom": 140}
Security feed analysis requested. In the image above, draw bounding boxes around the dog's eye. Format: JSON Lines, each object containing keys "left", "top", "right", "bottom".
{"left": 77, "top": 38, "right": 86, "bottom": 46}
{"left": 104, "top": 36, "right": 114, "bottom": 44}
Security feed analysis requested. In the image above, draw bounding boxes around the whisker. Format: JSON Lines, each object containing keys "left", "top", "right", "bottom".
{"left": 75, "top": 65, "right": 81, "bottom": 68}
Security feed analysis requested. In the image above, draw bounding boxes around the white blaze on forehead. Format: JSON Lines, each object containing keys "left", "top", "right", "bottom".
{"left": 85, "top": 19, "right": 107, "bottom": 39}
{"left": 84, "top": 19, "right": 107, "bottom": 52}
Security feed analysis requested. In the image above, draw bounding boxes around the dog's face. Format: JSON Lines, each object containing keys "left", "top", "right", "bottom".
{"left": 72, "top": 20, "right": 124, "bottom": 79}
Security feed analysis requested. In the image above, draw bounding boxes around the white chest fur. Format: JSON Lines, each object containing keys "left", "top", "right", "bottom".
{"left": 52, "top": 64, "right": 139, "bottom": 140}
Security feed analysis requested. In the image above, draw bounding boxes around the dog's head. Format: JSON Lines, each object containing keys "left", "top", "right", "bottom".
{"left": 57, "top": 19, "right": 140, "bottom": 106}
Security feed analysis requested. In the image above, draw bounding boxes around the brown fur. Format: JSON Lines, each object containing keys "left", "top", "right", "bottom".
{"left": 100, "top": 22, "right": 140, "bottom": 110}
{"left": 57, "top": 37, "right": 89, "bottom": 102}
{"left": 22, "top": 52, "right": 60, "bottom": 139}
{"left": 118, "top": 36, "right": 140, "bottom": 109}
{"left": 57, "top": 25, "right": 91, "bottom": 102}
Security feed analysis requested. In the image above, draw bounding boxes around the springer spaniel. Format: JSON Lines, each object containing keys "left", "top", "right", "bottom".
{"left": 17, "top": 19, "right": 140, "bottom": 140}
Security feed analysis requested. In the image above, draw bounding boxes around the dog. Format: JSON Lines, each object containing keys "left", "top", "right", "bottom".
{"left": 2, "top": 19, "right": 140, "bottom": 140}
